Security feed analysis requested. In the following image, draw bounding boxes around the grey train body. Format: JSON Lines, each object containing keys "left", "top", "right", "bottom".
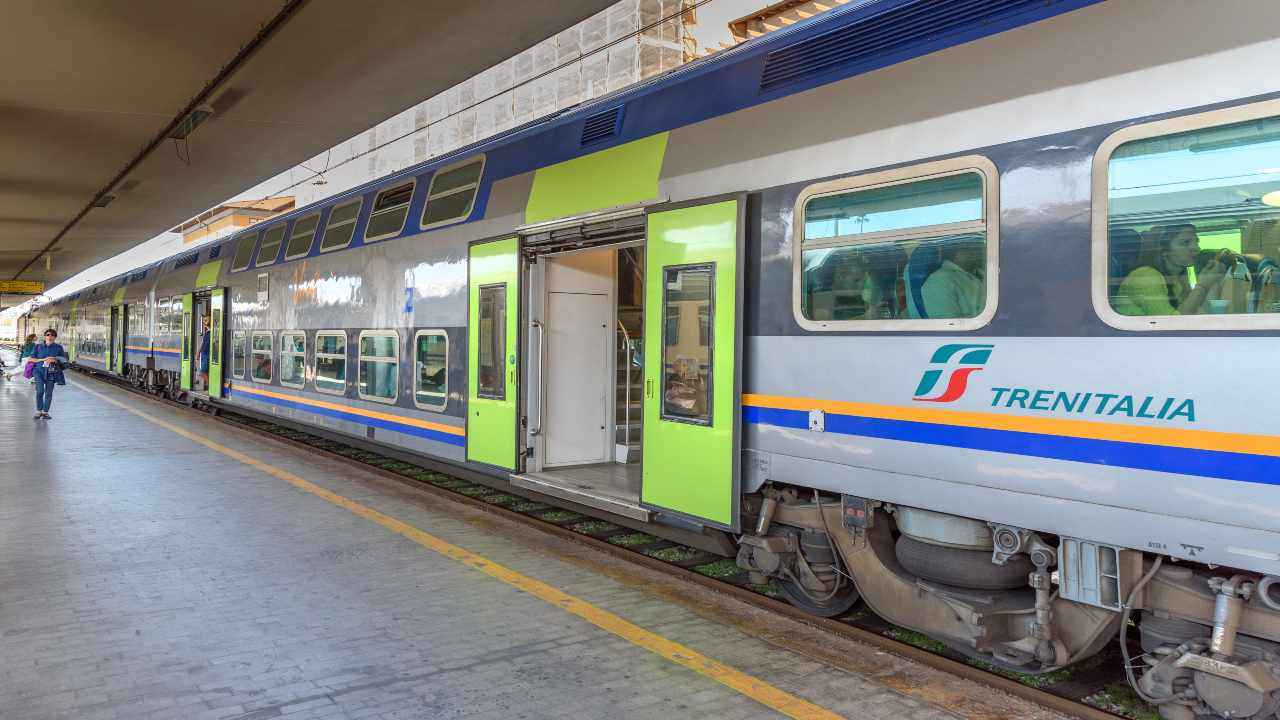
{"left": 35, "top": 3, "right": 1280, "bottom": 717}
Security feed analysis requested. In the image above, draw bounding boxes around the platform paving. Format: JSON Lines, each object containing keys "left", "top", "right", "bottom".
{"left": 0, "top": 364, "right": 1065, "bottom": 720}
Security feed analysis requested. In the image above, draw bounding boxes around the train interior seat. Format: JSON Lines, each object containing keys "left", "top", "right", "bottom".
{"left": 903, "top": 241, "right": 943, "bottom": 319}
{"left": 1108, "top": 227, "right": 1143, "bottom": 303}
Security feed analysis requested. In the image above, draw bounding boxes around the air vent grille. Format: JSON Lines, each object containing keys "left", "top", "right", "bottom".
{"left": 174, "top": 252, "right": 199, "bottom": 269}
{"left": 127, "top": 270, "right": 146, "bottom": 283}
{"left": 208, "top": 245, "right": 222, "bottom": 259}
{"left": 580, "top": 107, "right": 623, "bottom": 146}
{"left": 759, "top": 0, "right": 1046, "bottom": 93}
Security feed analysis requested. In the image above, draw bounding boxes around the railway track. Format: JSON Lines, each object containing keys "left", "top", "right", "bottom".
{"left": 76, "top": 368, "right": 1155, "bottom": 720}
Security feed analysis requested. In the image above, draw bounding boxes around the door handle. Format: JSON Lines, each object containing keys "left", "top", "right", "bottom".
{"left": 645, "top": 378, "right": 653, "bottom": 399}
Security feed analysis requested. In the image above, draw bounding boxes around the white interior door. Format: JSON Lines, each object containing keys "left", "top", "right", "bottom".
{"left": 544, "top": 291, "right": 611, "bottom": 467}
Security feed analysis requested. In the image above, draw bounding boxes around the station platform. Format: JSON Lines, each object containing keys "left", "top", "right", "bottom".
{"left": 0, "top": 368, "right": 1064, "bottom": 720}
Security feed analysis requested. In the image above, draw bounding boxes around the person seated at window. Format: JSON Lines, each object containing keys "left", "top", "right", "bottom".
{"left": 921, "top": 238, "right": 984, "bottom": 318}
{"left": 1113, "top": 223, "right": 1230, "bottom": 316}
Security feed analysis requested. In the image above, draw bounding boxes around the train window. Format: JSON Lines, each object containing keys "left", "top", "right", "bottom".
{"left": 413, "top": 330, "right": 447, "bottom": 410}
{"left": 251, "top": 332, "right": 273, "bottom": 383}
{"left": 364, "top": 181, "right": 415, "bottom": 243}
{"left": 314, "top": 331, "right": 347, "bottom": 394}
{"left": 171, "top": 298, "right": 182, "bottom": 335}
{"left": 661, "top": 265, "right": 714, "bottom": 425}
{"left": 284, "top": 214, "right": 320, "bottom": 260}
{"left": 231, "top": 331, "right": 246, "bottom": 378}
{"left": 280, "top": 332, "right": 306, "bottom": 388}
{"left": 1094, "top": 100, "right": 1280, "bottom": 330}
{"left": 422, "top": 156, "right": 484, "bottom": 229}
{"left": 358, "top": 331, "right": 398, "bottom": 402}
{"left": 231, "top": 233, "right": 258, "bottom": 272}
{"left": 255, "top": 225, "right": 286, "bottom": 267}
{"left": 477, "top": 284, "right": 506, "bottom": 400}
{"left": 321, "top": 199, "right": 362, "bottom": 252}
{"left": 793, "top": 156, "right": 999, "bottom": 331}
{"left": 156, "top": 296, "right": 168, "bottom": 334}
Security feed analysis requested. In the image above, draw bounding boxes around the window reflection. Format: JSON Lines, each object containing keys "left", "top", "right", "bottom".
{"left": 661, "top": 265, "right": 713, "bottom": 425}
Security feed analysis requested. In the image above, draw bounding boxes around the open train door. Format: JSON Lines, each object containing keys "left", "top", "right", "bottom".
{"left": 179, "top": 292, "right": 193, "bottom": 392}
{"left": 640, "top": 197, "right": 744, "bottom": 531}
{"left": 208, "top": 288, "right": 225, "bottom": 398}
{"left": 466, "top": 236, "right": 520, "bottom": 469}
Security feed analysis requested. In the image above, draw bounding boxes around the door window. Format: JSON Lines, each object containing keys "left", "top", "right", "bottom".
{"left": 660, "top": 264, "right": 714, "bottom": 425}
{"left": 477, "top": 284, "right": 506, "bottom": 400}
{"left": 211, "top": 309, "right": 222, "bottom": 367}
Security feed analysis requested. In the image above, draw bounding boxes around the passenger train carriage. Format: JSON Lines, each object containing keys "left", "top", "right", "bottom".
{"left": 32, "top": 1, "right": 1280, "bottom": 716}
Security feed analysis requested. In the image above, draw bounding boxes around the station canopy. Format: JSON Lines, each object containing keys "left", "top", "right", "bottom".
{"left": 1, "top": 0, "right": 615, "bottom": 288}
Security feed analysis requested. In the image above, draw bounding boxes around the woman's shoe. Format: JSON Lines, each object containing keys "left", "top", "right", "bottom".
{"left": 41, "top": 412, "right": 51, "bottom": 420}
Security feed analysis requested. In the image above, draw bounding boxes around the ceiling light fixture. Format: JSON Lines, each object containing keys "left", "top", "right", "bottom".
{"left": 1262, "top": 190, "right": 1280, "bottom": 208}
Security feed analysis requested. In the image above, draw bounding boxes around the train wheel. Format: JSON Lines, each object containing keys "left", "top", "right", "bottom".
{"left": 777, "top": 576, "right": 860, "bottom": 618}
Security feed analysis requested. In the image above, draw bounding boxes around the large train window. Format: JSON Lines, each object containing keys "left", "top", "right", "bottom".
{"left": 284, "top": 214, "right": 320, "bottom": 260}
{"left": 422, "top": 156, "right": 484, "bottom": 230}
{"left": 413, "top": 330, "right": 448, "bottom": 410}
{"left": 793, "top": 156, "right": 999, "bottom": 331}
{"left": 358, "top": 330, "right": 399, "bottom": 403}
{"left": 255, "top": 225, "right": 286, "bottom": 267}
{"left": 231, "top": 331, "right": 246, "bottom": 378}
{"left": 364, "top": 181, "right": 416, "bottom": 243}
{"left": 251, "top": 332, "right": 273, "bottom": 382}
{"left": 477, "top": 284, "right": 506, "bottom": 400}
{"left": 231, "top": 233, "right": 258, "bottom": 272}
{"left": 280, "top": 332, "right": 306, "bottom": 388}
{"left": 321, "top": 199, "right": 362, "bottom": 252}
{"left": 1093, "top": 99, "right": 1280, "bottom": 330}
{"left": 314, "top": 331, "right": 346, "bottom": 394}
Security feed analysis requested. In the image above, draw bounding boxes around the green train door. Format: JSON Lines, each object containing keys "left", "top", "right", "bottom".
{"left": 640, "top": 198, "right": 744, "bottom": 531}
{"left": 179, "top": 293, "right": 193, "bottom": 391}
{"left": 467, "top": 236, "right": 520, "bottom": 469}
{"left": 110, "top": 304, "right": 125, "bottom": 374}
{"left": 208, "top": 289, "right": 225, "bottom": 398}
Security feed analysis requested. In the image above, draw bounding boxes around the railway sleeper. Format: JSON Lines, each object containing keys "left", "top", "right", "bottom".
{"left": 738, "top": 484, "right": 1280, "bottom": 720}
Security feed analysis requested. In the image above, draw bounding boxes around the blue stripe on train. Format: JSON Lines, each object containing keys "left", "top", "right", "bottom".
{"left": 742, "top": 406, "right": 1280, "bottom": 486}
{"left": 232, "top": 388, "right": 466, "bottom": 447}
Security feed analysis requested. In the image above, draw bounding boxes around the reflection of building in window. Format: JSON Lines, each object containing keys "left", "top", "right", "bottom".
{"left": 662, "top": 265, "right": 712, "bottom": 423}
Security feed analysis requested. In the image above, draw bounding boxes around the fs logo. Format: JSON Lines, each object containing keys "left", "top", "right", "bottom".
{"left": 912, "top": 344, "right": 994, "bottom": 403}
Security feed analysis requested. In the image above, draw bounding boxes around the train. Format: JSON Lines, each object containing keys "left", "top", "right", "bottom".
{"left": 27, "top": 1, "right": 1280, "bottom": 717}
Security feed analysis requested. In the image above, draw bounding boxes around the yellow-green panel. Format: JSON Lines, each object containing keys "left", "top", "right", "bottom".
{"left": 524, "top": 133, "right": 668, "bottom": 225}
{"left": 195, "top": 260, "right": 223, "bottom": 289}
{"left": 640, "top": 200, "right": 741, "bottom": 529}
{"left": 180, "top": 293, "right": 193, "bottom": 391}
{"left": 111, "top": 286, "right": 125, "bottom": 305}
{"left": 467, "top": 237, "right": 519, "bottom": 469}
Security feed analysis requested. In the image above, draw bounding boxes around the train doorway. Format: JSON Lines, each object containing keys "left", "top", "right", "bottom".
{"left": 514, "top": 212, "right": 650, "bottom": 520}
{"left": 181, "top": 288, "right": 224, "bottom": 398}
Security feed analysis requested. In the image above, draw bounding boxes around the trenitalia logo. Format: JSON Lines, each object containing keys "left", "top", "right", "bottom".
{"left": 912, "top": 344, "right": 994, "bottom": 403}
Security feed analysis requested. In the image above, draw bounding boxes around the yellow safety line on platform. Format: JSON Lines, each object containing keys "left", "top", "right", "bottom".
{"left": 72, "top": 381, "right": 843, "bottom": 720}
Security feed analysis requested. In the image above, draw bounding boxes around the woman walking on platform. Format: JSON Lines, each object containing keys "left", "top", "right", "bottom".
{"left": 27, "top": 329, "right": 68, "bottom": 419}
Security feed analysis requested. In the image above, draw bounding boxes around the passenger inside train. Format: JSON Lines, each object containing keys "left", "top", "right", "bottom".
{"left": 919, "top": 235, "right": 985, "bottom": 319}
{"left": 1107, "top": 115, "right": 1280, "bottom": 317}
